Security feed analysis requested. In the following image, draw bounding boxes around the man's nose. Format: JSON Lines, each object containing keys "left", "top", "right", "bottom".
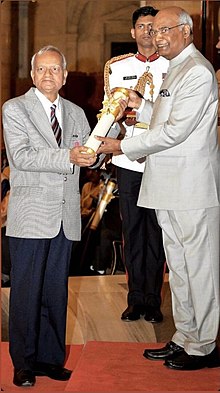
{"left": 144, "top": 25, "right": 150, "bottom": 32}
{"left": 44, "top": 67, "right": 53, "bottom": 75}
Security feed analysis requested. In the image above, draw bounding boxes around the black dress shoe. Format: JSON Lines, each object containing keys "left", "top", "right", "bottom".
{"left": 121, "top": 305, "right": 145, "bottom": 321}
{"left": 33, "top": 362, "right": 72, "bottom": 380}
{"left": 164, "top": 347, "right": 220, "bottom": 370}
{"left": 144, "top": 306, "right": 163, "bottom": 323}
{"left": 1, "top": 279, "right": 11, "bottom": 288}
{"left": 143, "top": 341, "right": 184, "bottom": 360}
{"left": 13, "top": 369, "right": 36, "bottom": 387}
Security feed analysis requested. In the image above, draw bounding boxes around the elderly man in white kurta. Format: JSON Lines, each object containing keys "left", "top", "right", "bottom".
{"left": 97, "top": 6, "right": 220, "bottom": 371}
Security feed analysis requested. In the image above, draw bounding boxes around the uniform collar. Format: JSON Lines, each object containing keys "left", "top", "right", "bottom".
{"left": 135, "top": 51, "right": 159, "bottom": 63}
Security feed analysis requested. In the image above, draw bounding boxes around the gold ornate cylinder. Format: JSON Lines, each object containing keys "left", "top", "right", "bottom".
{"left": 84, "top": 88, "right": 129, "bottom": 153}
{"left": 90, "top": 181, "right": 116, "bottom": 230}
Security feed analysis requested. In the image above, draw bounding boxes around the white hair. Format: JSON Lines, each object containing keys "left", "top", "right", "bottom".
{"left": 179, "top": 10, "right": 193, "bottom": 33}
{"left": 31, "top": 45, "right": 67, "bottom": 70}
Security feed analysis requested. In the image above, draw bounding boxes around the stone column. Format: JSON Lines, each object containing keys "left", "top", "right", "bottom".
{"left": 1, "top": 1, "right": 11, "bottom": 106}
{"left": 18, "top": 2, "right": 29, "bottom": 78}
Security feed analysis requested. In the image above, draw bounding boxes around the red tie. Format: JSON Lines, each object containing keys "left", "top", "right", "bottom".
{"left": 50, "top": 104, "right": 62, "bottom": 146}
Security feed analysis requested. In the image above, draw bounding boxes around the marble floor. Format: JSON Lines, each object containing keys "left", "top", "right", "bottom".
{"left": 1, "top": 273, "right": 175, "bottom": 345}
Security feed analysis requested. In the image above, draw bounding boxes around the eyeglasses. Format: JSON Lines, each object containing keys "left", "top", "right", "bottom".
{"left": 150, "top": 24, "right": 185, "bottom": 37}
{"left": 34, "top": 65, "right": 62, "bottom": 74}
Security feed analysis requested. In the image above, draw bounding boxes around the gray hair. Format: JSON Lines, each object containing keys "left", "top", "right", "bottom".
{"left": 31, "top": 45, "right": 67, "bottom": 70}
{"left": 179, "top": 10, "right": 193, "bottom": 33}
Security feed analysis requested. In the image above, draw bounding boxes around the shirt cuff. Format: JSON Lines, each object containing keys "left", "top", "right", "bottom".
{"left": 70, "top": 163, "right": 74, "bottom": 172}
{"left": 136, "top": 98, "right": 145, "bottom": 115}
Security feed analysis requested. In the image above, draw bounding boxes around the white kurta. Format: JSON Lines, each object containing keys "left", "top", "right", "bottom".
{"left": 121, "top": 43, "right": 220, "bottom": 355}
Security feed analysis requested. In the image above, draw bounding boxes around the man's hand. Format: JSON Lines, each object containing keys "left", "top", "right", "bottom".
{"left": 96, "top": 137, "right": 122, "bottom": 155}
{"left": 110, "top": 88, "right": 143, "bottom": 123}
{"left": 126, "top": 89, "right": 143, "bottom": 109}
{"left": 111, "top": 87, "right": 142, "bottom": 111}
{"left": 70, "top": 145, "right": 97, "bottom": 167}
{"left": 94, "top": 89, "right": 143, "bottom": 155}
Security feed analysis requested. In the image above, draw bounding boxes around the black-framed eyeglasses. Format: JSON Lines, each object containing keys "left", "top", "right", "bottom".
{"left": 150, "top": 23, "right": 185, "bottom": 37}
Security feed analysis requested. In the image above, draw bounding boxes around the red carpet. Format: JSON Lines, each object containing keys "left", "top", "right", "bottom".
{"left": 65, "top": 342, "right": 219, "bottom": 392}
{"left": 1, "top": 341, "right": 219, "bottom": 392}
{"left": 1, "top": 342, "right": 83, "bottom": 391}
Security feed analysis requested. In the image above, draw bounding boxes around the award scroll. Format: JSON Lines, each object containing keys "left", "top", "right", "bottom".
{"left": 84, "top": 87, "right": 129, "bottom": 153}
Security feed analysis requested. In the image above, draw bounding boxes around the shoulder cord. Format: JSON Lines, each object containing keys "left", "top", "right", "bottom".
{"left": 104, "top": 54, "right": 154, "bottom": 101}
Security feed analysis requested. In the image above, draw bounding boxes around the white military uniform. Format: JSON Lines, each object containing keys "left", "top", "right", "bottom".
{"left": 110, "top": 53, "right": 169, "bottom": 172}
{"left": 106, "top": 53, "right": 169, "bottom": 311}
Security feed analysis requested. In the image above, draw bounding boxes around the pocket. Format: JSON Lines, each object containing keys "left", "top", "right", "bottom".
{"left": 155, "top": 156, "right": 186, "bottom": 168}
{"left": 152, "top": 96, "right": 172, "bottom": 124}
{"left": 64, "top": 134, "right": 82, "bottom": 148}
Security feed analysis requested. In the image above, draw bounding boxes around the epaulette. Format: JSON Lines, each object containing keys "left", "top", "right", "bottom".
{"left": 104, "top": 53, "right": 155, "bottom": 101}
{"left": 104, "top": 53, "right": 135, "bottom": 99}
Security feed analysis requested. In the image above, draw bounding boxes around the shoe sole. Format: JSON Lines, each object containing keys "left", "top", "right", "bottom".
{"left": 22, "top": 381, "right": 35, "bottom": 386}
{"left": 121, "top": 313, "right": 144, "bottom": 321}
{"left": 33, "top": 370, "right": 71, "bottom": 380}
{"left": 143, "top": 348, "right": 184, "bottom": 361}
{"left": 144, "top": 353, "right": 170, "bottom": 361}
{"left": 144, "top": 318, "right": 163, "bottom": 323}
{"left": 13, "top": 381, "right": 35, "bottom": 387}
{"left": 121, "top": 311, "right": 146, "bottom": 321}
{"left": 164, "top": 360, "right": 220, "bottom": 370}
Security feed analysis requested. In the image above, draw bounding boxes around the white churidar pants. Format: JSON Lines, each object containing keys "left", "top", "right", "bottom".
{"left": 156, "top": 207, "right": 220, "bottom": 356}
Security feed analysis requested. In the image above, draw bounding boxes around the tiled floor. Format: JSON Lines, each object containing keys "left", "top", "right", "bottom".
{"left": 1, "top": 273, "right": 175, "bottom": 344}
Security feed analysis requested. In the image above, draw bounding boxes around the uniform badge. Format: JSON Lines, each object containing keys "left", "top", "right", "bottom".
{"left": 123, "top": 75, "right": 137, "bottom": 80}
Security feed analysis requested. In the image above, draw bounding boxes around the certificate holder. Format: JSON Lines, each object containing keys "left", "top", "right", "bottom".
{"left": 84, "top": 87, "right": 129, "bottom": 153}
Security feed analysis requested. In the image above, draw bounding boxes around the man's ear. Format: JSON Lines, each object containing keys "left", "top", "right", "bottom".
{"left": 63, "top": 70, "right": 68, "bottom": 86}
{"left": 131, "top": 28, "right": 136, "bottom": 40}
{"left": 183, "top": 24, "right": 191, "bottom": 38}
{"left": 30, "top": 70, "right": 35, "bottom": 84}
